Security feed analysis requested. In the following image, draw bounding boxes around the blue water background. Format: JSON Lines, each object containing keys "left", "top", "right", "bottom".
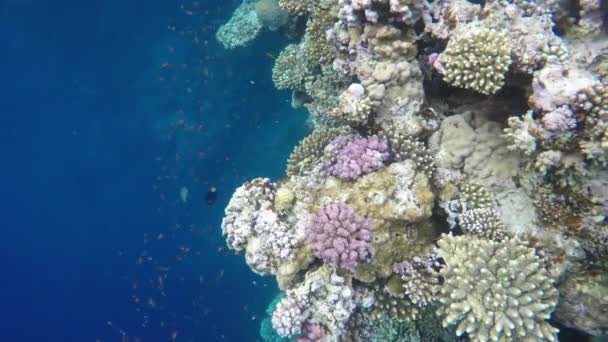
{"left": 0, "top": 0, "right": 308, "bottom": 340}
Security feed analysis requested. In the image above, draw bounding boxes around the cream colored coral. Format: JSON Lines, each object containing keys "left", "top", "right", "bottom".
{"left": 274, "top": 186, "right": 295, "bottom": 211}
{"left": 440, "top": 29, "right": 511, "bottom": 95}
{"left": 436, "top": 234, "right": 559, "bottom": 342}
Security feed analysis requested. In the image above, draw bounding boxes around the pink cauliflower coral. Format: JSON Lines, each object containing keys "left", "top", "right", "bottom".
{"left": 305, "top": 203, "right": 374, "bottom": 269}
{"left": 325, "top": 135, "right": 389, "bottom": 180}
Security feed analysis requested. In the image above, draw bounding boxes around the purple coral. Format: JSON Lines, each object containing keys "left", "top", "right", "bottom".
{"left": 541, "top": 106, "right": 577, "bottom": 132}
{"left": 325, "top": 135, "right": 389, "bottom": 180}
{"left": 296, "top": 323, "right": 325, "bottom": 342}
{"left": 305, "top": 203, "right": 374, "bottom": 269}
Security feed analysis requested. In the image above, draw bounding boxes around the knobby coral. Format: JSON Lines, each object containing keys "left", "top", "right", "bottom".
{"left": 305, "top": 203, "right": 374, "bottom": 269}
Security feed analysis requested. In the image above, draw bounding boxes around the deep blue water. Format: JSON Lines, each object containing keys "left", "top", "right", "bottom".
{"left": 0, "top": 0, "right": 308, "bottom": 340}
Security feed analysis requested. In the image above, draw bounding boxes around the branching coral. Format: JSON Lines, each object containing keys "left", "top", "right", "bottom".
{"left": 286, "top": 127, "right": 352, "bottom": 177}
{"left": 391, "top": 255, "right": 441, "bottom": 308}
{"left": 458, "top": 182, "right": 493, "bottom": 209}
{"left": 436, "top": 234, "right": 559, "bottom": 342}
{"left": 457, "top": 208, "right": 508, "bottom": 241}
{"left": 438, "top": 29, "right": 512, "bottom": 95}
{"left": 272, "top": 44, "right": 310, "bottom": 91}
{"left": 382, "top": 122, "right": 436, "bottom": 177}
{"left": 324, "top": 135, "right": 390, "bottom": 180}
{"left": 305, "top": 203, "right": 374, "bottom": 269}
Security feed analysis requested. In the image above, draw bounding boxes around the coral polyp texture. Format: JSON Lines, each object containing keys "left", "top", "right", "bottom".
{"left": 436, "top": 234, "right": 559, "bottom": 342}
{"left": 324, "top": 135, "right": 390, "bottom": 181}
{"left": 220, "top": 0, "right": 608, "bottom": 340}
{"left": 438, "top": 29, "right": 512, "bottom": 95}
{"left": 305, "top": 203, "right": 373, "bottom": 269}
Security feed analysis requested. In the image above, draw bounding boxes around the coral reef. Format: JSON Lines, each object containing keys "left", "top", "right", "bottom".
{"left": 218, "top": 0, "right": 608, "bottom": 339}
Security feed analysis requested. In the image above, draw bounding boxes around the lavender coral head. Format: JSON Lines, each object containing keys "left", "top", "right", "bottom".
{"left": 326, "top": 135, "right": 389, "bottom": 180}
{"left": 305, "top": 203, "right": 374, "bottom": 269}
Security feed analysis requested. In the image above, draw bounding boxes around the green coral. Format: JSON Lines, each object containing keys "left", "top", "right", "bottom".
{"left": 441, "top": 29, "right": 512, "bottom": 95}
{"left": 459, "top": 181, "right": 493, "bottom": 209}
{"left": 436, "top": 234, "right": 559, "bottom": 342}
{"left": 272, "top": 44, "right": 310, "bottom": 91}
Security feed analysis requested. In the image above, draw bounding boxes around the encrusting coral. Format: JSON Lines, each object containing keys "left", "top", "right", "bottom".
{"left": 218, "top": 0, "right": 608, "bottom": 339}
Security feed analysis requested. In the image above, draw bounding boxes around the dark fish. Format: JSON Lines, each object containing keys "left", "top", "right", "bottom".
{"left": 205, "top": 187, "right": 217, "bottom": 205}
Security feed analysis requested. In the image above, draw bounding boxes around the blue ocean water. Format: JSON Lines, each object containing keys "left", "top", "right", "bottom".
{"left": 0, "top": 0, "right": 308, "bottom": 340}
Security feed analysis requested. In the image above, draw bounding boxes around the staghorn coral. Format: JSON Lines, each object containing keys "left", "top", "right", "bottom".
{"left": 304, "top": 65, "right": 352, "bottom": 118}
{"left": 305, "top": 203, "right": 374, "bottom": 270}
{"left": 436, "top": 234, "right": 559, "bottom": 342}
{"left": 437, "top": 29, "right": 512, "bottom": 95}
